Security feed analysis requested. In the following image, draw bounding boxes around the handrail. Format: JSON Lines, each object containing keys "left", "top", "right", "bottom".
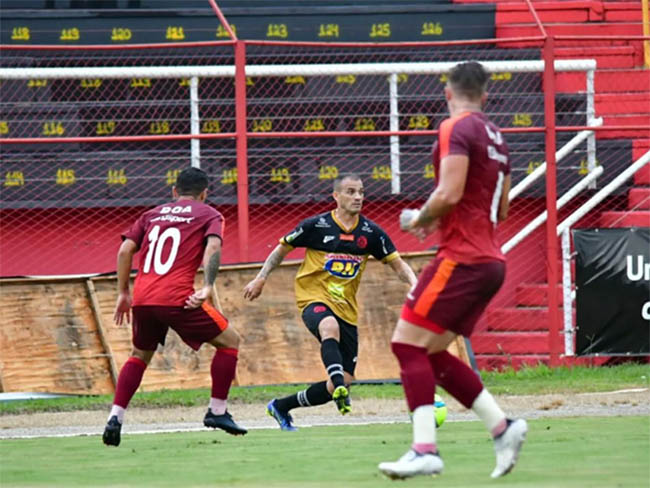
{"left": 509, "top": 117, "right": 603, "bottom": 201}
{"left": 558, "top": 150, "right": 650, "bottom": 235}
{"left": 502, "top": 165, "right": 604, "bottom": 254}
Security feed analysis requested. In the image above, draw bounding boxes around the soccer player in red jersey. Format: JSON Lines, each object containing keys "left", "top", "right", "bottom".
{"left": 103, "top": 167, "right": 246, "bottom": 447}
{"left": 379, "top": 62, "right": 527, "bottom": 479}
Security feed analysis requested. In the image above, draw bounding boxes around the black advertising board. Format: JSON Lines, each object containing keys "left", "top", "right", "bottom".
{"left": 574, "top": 227, "right": 650, "bottom": 356}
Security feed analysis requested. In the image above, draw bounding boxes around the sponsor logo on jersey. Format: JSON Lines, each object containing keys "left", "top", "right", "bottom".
{"left": 315, "top": 217, "right": 331, "bottom": 228}
{"left": 313, "top": 305, "right": 327, "bottom": 313}
{"left": 324, "top": 254, "right": 363, "bottom": 279}
{"left": 380, "top": 236, "right": 388, "bottom": 254}
{"left": 340, "top": 233, "right": 354, "bottom": 241}
{"left": 323, "top": 235, "right": 336, "bottom": 244}
{"left": 284, "top": 227, "right": 304, "bottom": 243}
{"left": 356, "top": 236, "right": 368, "bottom": 249}
{"left": 361, "top": 221, "right": 373, "bottom": 233}
{"left": 151, "top": 214, "right": 195, "bottom": 224}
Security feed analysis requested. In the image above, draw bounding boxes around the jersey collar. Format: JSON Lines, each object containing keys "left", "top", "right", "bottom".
{"left": 331, "top": 210, "right": 359, "bottom": 233}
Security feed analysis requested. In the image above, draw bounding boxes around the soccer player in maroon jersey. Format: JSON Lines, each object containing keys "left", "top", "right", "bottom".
{"left": 378, "top": 62, "right": 527, "bottom": 479}
{"left": 103, "top": 167, "right": 246, "bottom": 447}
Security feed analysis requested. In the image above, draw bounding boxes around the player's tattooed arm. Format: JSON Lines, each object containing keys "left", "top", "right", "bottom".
{"left": 244, "top": 243, "right": 291, "bottom": 300}
{"left": 186, "top": 236, "right": 221, "bottom": 310}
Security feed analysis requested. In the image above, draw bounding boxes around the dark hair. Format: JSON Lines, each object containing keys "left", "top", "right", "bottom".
{"left": 175, "top": 167, "right": 209, "bottom": 197}
{"left": 448, "top": 61, "right": 489, "bottom": 100}
{"left": 333, "top": 172, "right": 362, "bottom": 192}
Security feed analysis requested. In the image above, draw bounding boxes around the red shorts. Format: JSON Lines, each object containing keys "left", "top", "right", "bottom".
{"left": 401, "top": 257, "right": 505, "bottom": 337}
{"left": 131, "top": 303, "right": 228, "bottom": 351}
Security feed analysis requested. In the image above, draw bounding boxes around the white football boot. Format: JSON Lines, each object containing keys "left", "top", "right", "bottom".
{"left": 378, "top": 449, "right": 444, "bottom": 480}
{"left": 491, "top": 418, "right": 528, "bottom": 478}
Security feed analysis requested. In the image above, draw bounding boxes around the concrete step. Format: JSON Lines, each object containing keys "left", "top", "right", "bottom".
{"left": 628, "top": 187, "right": 650, "bottom": 210}
{"left": 599, "top": 210, "right": 650, "bottom": 227}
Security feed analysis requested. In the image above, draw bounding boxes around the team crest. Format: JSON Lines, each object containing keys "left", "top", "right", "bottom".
{"left": 356, "top": 236, "right": 368, "bottom": 249}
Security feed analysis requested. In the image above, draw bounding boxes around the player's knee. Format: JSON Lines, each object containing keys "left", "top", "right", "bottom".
{"left": 131, "top": 348, "right": 154, "bottom": 365}
{"left": 318, "top": 319, "right": 340, "bottom": 340}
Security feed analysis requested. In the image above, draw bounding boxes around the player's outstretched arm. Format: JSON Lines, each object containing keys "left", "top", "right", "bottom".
{"left": 186, "top": 236, "right": 221, "bottom": 310}
{"left": 243, "top": 243, "right": 292, "bottom": 301}
{"left": 114, "top": 239, "right": 137, "bottom": 325}
{"left": 388, "top": 257, "right": 418, "bottom": 287}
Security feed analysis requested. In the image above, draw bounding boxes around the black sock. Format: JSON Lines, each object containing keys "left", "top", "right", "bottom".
{"left": 321, "top": 338, "right": 345, "bottom": 389}
{"left": 275, "top": 381, "right": 332, "bottom": 412}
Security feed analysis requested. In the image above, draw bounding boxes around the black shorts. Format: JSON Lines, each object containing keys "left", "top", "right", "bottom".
{"left": 302, "top": 302, "right": 358, "bottom": 376}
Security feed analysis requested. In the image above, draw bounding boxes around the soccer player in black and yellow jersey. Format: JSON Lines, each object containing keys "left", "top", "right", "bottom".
{"left": 244, "top": 173, "right": 417, "bottom": 430}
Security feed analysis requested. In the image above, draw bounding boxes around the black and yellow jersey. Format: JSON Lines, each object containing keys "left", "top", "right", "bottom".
{"left": 280, "top": 210, "right": 400, "bottom": 325}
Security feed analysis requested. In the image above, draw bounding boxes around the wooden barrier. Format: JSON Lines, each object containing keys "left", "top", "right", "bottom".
{"left": 0, "top": 252, "right": 468, "bottom": 394}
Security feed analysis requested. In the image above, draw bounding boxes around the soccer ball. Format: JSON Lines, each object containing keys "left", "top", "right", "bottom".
{"left": 434, "top": 394, "right": 447, "bottom": 428}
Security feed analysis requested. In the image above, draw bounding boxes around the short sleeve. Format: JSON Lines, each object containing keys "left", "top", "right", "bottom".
{"left": 122, "top": 213, "right": 147, "bottom": 249}
{"left": 369, "top": 224, "right": 399, "bottom": 263}
{"left": 440, "top": 117, "right": 471, "bottom": 159}
{"left": 205, "top": 211, "right": 225, "bottom": 242}
{"left": 279, "top": 218, "right": 313, "bottom": 248}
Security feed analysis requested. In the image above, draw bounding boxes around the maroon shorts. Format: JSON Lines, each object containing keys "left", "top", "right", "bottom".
{"left": 401, "top": 257, "right": 505, "bottom": 337}
{"left": 131, "top": 303, "right": 228, "bottom": 351}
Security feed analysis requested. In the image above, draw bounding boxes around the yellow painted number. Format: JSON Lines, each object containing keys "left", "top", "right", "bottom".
{"left": 252, "top": 119, "right": 272, "bottom": 132}
{"left": 0, "top": 121, "right": 8, "bottom": 135}
{"left": 318, "top": 165, "right": 339, "bottom": 180}
{"left": 285, "top": 76, "right": 306, "bottom": 85}
{"left": 201, "top": 120, "right": 221, "bottom": 133}
{"left": 107, "top": 169, "right": 127, "bottom": 185}
{"left": 512, "top": 113, "right": 532, "bottom": 127}
{"left": 166, "top": 169, "right": 181, "bottom": 185}
{"left": 96, "top": 121, "right": 116, "bottom": 136}
{"left": 80, "top": 79, "right": 102, "bottom": 89}
{"left": 578, "top": 158, "right": 600, "bottom": 175}
{"left": 131, "top": 78, "right": 152, "bottom": 88}
{"left": 166, "top": 26, "right": 185, "bottom": 41}
{"left": 60, "top": 28, "right": 80, "bottom": 41}
{"left": 526, "top": 161, "right": 543, "bottom": 175}
{"left": 111, "top": 27, "right": 132, "bottom": 41}
{"left": 270, "top": 167, "right": 291, "bottom": 183}
{"left": 11, "top": 27, "right": 30, "bottom": 41}
{"left": 4, "top": 171, "right": 24, "bottom": 187}
{"left": 216, "top": 24, "right": 236, "bottom": 38}
{"left": 372, "top": 165, "right": 392, "bottom": 180}
{"left": 318, "top": 24, "right": 339, "bottom": 38}
{"left": 408, "top": 115, "right": 430, "bottom": 130}
{"left": 149, "top": 121, "right": 170, "bottom": 134}
{"left": 370, "top": 23, "right": 391, "bottom": 38}
{"left": 43, "top": 122, "right": 65, "bottom": 136}
{"left": 221, "top": 168, "right": 238, "bottom": 185}
{"left": 421, "top": 22, "right": 443, "bottom": 36}
{"left": 56, "top": 169, "right": 75, "bottom": 185}
{"left": 266, "top": 24, "right": 288, "bottom": 38}
{"left": 304, "top": 119, "right": 325, "bottom": 132}
{"left": 424, "top": 163, "right": 436, "bottom": 179}
{"left": 27, "top": 79, "right": 47, "bottom": 88}
{"left": 354, "top": 118, "right": 375, "bottom": 131}
{"left": 491, "top": 72, "right": 512, "bottom": 81}
{"left": 336, "top": 75, "right": 356, "bottom": 85}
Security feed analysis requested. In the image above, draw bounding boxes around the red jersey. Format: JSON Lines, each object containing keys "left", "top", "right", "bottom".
{"left": 122, "top": 200, "right": 224, "bottom": 306}
{"left": 432, "top": 111, "right": 510, "bottom": 263}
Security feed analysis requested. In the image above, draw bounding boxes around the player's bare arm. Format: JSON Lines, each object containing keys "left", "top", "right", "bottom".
{"left": 388, "top": 257, "right": 418, "bottom": 287}
{"left": 114, "top": 238, "right": 138, "bottom": 325}
{"left": 185, "top": 236, "right": 221, "bottom": 310}
{"left": 402, "top": 154, "right": 469, "bottom": 235}
{"left": 498, "top": 173, "right": 512, "bottom": 222}
{"left": 243, "top": 243, "right": 292, "bottom": 300}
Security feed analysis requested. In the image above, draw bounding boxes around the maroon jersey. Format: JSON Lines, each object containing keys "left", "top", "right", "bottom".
{"left": 432, "top": 111, "right": 510, "bottom": 263}
{"left": 122, "top": 200, "right": 224, "bottom": 306}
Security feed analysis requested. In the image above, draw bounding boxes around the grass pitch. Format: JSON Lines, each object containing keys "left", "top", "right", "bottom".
{"left": 1, "top": 416, "right": 648, "bottom": 487}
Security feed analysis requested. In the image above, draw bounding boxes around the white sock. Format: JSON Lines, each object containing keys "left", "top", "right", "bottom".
{"left": 209, "top": 397, "right": 227, "bottom": 415}
{"left": 108, "top": 405, "right": 125, "bottom": 424}
{"left": 412, "top": 404, "right": 436, "bottom": 446}
{"left": 471, "top": 389, "right": 506, "bottom": 435}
